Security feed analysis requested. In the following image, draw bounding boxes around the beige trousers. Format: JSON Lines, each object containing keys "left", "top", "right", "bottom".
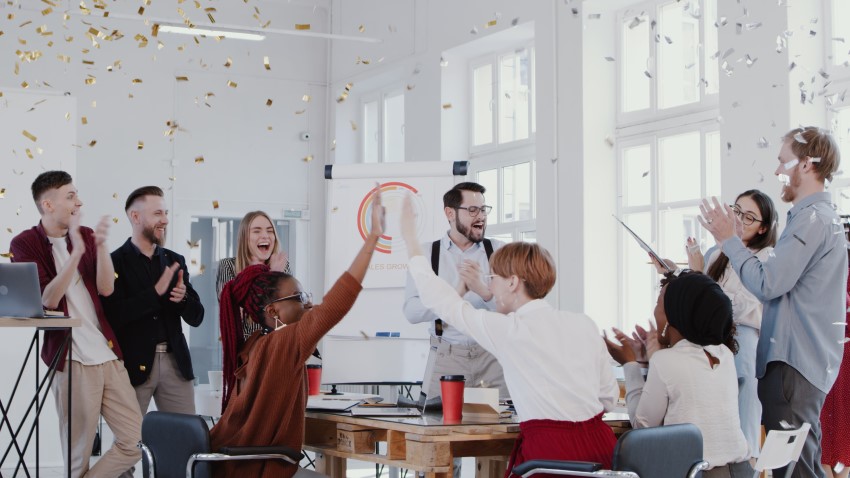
{"left": 132, "top": 347, "right": 196, "bottom": 416}
{"left": 52, "top": 360, "right": 143, "bottom": 478}
{"left": 421, "top": 337, "right": 509, "bottom": 400}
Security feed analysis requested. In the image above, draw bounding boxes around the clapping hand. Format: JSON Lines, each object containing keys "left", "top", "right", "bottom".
{"left": 169, "top": 269, "right": 187, "bottom": 303}
{"left": 269, "top": 251, "right": 289, "bottom": 272}
{"left": 698, "top": 197, "right": 742, "bottom": 244}
{"left": 69, "top": 212, "right": 85, "bottom": 257}
{"left": 603, "top": 329, "right": 638, "bottom": 365}
{"left": 685, "top": 237, "right": 704, "bottom": 271}
{"left": 155, "top": 263, "right": 180, "bottom": 296}
{"left": 94, "top": 215, "right": 110, "bottom": 247}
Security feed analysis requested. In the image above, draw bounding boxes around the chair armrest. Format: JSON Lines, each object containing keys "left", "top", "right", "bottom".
{"left": 219, "top": 446, "right": 303, "bottom": 462}
{"left": 687, "top": 460, "right": 710, "bottom": 478}
{"left": 513, "top": 460, "right": 602, "bottom": 476}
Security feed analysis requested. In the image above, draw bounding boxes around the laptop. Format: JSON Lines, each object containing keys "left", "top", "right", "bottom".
{"left": 0, "top": 262, "right": 49, "bottom": 318}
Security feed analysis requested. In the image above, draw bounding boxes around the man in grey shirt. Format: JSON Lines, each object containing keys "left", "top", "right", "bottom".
{"left": 700, "top": 127, "right": 845, "bottom": 478}
{"left": 404, "top": 182, "right": 508, "bottom": 402}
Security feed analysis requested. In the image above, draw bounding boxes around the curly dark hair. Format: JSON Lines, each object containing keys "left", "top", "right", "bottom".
{"left": 660, "top": 270, "right": 738, "bottom": 354}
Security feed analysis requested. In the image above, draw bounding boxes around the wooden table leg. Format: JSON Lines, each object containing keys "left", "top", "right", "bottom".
{"left": 314, "top": 451, "right": 347, "bottom": 478}
{"left": 476, "top": 456, "right": 508, "bottom": 478}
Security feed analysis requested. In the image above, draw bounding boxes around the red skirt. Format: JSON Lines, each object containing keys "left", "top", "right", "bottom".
{"left": 505, "top": 414, "right": 617, "bottom": 478}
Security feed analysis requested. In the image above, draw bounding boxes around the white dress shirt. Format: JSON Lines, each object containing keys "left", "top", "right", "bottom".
{"left": 623, "top": 340, "right": 749, "bottom": 469}
{"left": 408, "top": 255, "right": 619, "bottom": 422}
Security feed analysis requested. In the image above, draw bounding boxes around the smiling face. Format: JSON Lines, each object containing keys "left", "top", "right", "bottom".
{"left": 247, "top": 215, "right": 277, "bottom": 264}
{"left": 263, "top": 276, "right": 313, "bottom": 327}
{"left": 735, "top": 195, "right": 767, "bottom": 245}
{"left": 42, "top": 183, "right": 83, "bottom": 228}
{"left": 449, "top": 190, "right": 487, "bottom": 244}
{"left": 132, "top": 195, "right": 168, "bottom": 246}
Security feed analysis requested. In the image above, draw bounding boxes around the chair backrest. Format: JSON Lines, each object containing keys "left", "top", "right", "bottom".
{"left": 141, "top": 411, "right": 214, "bottom": 478}
{"left": 613, "top": 423, "right": 704, "bottom": 477}
{"left": 754, "top": 423, "right": 811, "bottom": 472}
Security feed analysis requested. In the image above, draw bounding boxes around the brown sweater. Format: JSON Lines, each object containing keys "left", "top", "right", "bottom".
{"left": 209, "top": 272, "right": 362, "bottom": 478}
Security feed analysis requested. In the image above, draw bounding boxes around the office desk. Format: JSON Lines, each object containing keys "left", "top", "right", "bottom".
{"left": 304, "top": 411, "right": 632, "bottom": 478}
{"left": 0, "top": 317, "right": 80, "bottom": 478}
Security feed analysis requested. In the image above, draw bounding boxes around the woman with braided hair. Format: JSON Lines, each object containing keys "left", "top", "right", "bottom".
{"left": 209, "top": 187, "right": 385, "bottom": 478}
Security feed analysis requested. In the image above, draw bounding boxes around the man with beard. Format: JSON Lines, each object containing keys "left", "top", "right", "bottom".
{"left": 404, "top": 182, "right": 508, "bottom": 403}
{"left": 10, "top": 171, "right": 142, "bottom": 477}
{"left": 700, "top": 127, "right": 845, "bottom": 478}
{"left": 103, "top": 186, "right": 204, "bottom": 421}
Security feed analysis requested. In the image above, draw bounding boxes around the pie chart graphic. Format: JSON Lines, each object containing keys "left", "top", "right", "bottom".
{"left": 356, "top": 182, "right": 424, "bottom": 254}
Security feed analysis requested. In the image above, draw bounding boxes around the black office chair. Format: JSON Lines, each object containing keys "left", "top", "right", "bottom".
{"left": 512, "top": 423, "right": 710, "bottom": 478}
{"left": 139, "top": 411, "right": 304, "bottom": 478}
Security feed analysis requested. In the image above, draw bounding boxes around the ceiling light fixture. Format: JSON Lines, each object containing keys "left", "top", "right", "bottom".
{"left": 158, "top": 25, "right": 265, "bottom": 41}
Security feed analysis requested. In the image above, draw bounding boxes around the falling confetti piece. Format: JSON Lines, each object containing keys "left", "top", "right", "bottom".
{"left": 442, "top": 103, "right": 453, "bottom": 109}
{"left": 88, "top": 140, "right": 97, "bottom": 148}
{"left": 809, "top": 157, "right": 822, "bottom": 163}
{"left": 195, "top": 156, "right": 204, "bottom": 164}
{"left": 227, "top": 80, "right": 237, "bottom": 88}
{"left": 224, "top": 57, "right": 232, "bottom": 68}
{"left": 486, "top": 19, "right": 498, "bottom": 27}
{"left": 112, "top": 217, "right": 119, "bottom": 223}
{"left": 757, "top": 137, "right": 770, "bottom": 149}
{"left": 25, "top": 149, "right": 33, "bottom": 159}
{"left": 336, "top": 83, "right": 353, "bottom": 103}
{"left": 132, "top": 78, "right": 143, "bottom": 84}
{"left": 350, "top": 120, "right": 358, "bottom": 131}
{"left": 358, "top": 24, "right": 365, "bottom": 33}
{"left": 187, "top": 240, "right": 200, "bottom": 248}
{"left": 331, "top": 139, "right": 336, "bottom": 151}
{"left": 113, "top": 193, "right": 119, "bottom": 199}
{"left": 406, "top": 84, "right": 416, "bottom": 91}
{"left": 176, "top": 76, "right": 189, "bottom": 81}
{"left": 294, "top": 109, "right": 305, "bottom": 115}
{"left": 212, "top": 200, "right": 219, "bottom": 209}
{"left": 302, "top": 94, "right": 311, "bottom": 102}
{"left": 0, "top": 252, "right": 13, "bottom": 259}
{"left": 303, "top": 155, "right": 314, "bottom": 162}
{"left": 784, "top": 158, "right": 800, "bottom": 170}
{"left": 263, "top": 56, "right": 270, "bottom": 70}
{"left": 137, "top": 141, "right": 144, "bottom": 150}
{"left": 0, "top": 188, "right": 5, "bottom": 198}
{"left": 22, "top": 130, "right": 37, "bottom": 142}
{"left": 794, "top": 132, "right": 807, "bottom": 144}
{"left": 84, "top": 76, "right": 96, "bottom": 85}
{"left": 295, "top": 24, "right": 310, "bottom": 30}
{"left": 265, "top": 99, "right": 273, "bottom": 107}
{"left": 470, "top": 26, "right": 478, "bottom": 35}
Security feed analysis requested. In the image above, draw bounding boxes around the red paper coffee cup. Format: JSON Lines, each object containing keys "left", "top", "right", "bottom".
{"left": 440, "top": 375, "right": 465, "bottom": 422}
{"left": 307, "top": 364, "right": 322, "bottom": 395}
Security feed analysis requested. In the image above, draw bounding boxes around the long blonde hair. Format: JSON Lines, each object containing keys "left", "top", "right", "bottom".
{"left": 235, "top": 211, "right": 281, "bottom": 273}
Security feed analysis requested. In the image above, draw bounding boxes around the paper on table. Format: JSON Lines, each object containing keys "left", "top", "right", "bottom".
{"left": 306, "top": 397, "right": 361, "bottom": 411}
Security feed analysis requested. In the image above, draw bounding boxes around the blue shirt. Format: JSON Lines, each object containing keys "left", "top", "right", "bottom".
{"left": 722, "top": 192, "right": 847, "bottom": 393}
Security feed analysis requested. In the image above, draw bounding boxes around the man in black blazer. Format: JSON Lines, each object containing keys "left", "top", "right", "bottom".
{"left": 103, "top": 186, "right": 204, "bottom": 417}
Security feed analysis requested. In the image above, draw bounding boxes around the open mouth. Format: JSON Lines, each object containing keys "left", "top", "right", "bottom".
{"left": 471, "top": 222, "right": 485, "bottom": 232}
{"left": 257, "top": 242, "right": 271, "bottom": 253}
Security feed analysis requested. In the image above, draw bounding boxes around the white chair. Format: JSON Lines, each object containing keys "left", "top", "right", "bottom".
{"left": 753, "top": 422, "right": 810, "bottom": 478}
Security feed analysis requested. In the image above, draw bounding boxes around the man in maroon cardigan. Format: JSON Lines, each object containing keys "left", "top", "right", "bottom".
{"left": 11, "top": 171, "right": 142, "bottom": 478}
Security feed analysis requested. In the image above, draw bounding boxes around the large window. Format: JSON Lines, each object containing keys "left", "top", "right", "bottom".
{"left": 616, "top": 0, "right": 721, "bottom": 332}
{"left": 619, "top": 0, "right": 718, "bottom": 121}
{"left": 830, "top": 0, "right": 850, "bottom": 67}
{"left": 470, "top": 45, "right": 535, "bottom": 152}
{"left": 362, "top": 89, "right": 405, "bottom": 163}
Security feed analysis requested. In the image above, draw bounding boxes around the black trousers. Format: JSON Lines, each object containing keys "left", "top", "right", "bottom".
{"left": 758, "top": 361, "right": 827, "bottom": 478}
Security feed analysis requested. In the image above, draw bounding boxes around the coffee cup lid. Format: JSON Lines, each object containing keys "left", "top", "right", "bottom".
{"left": 440, "top": 375, "right": 465, "bottom": 381}
{"left": 306, "top": 364, "right": 322, "bottom": 369}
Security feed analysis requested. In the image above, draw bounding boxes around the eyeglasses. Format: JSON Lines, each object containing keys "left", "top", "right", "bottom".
{"left": 269, "top": 291, "right": 313, "bottom": 305}
{"left": 456, "top": 205, "right": 493, "bottom": 217}
{"left": 730, "top": 204, "right": 764, "bottom": 226}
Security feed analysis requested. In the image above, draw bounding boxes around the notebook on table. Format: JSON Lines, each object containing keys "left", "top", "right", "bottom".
{"left": 0, "top": 263, "right": 67, "bottom": 318}
{"left": 350, "top": 405, "right": 422, "bottom": 417}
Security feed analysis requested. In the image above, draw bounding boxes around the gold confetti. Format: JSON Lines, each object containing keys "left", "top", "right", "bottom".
{"left": 294, "top": 109, "right": 305, "bottom": 115}
{"left": 330, "top": 139, "right": 336, "bottom": 151}
{"left": 302, "top": 94, "right": 311, "bottom": 102}
{"left": 266, "top": 99, "right": 273, "bottom": 106}
{"left": 263, "top": 56, "right": 270, "bottom": 70}
{"left": 207, "top": 13, "right": 215, "bottom": 23}
{"left": 0, "top": 188, "right": 5, "bottom": 198}
{"left": 303, "top": 155, "right": 314, "bottom": 162}
{"left": 134, "top": 33, "right": 148, "bottom": 47}
{"left": 21, "top": 81, "right": 28, "bottom": 89}
{"left": 137, "top": 141, "right": 144, "bottom": 150}
{"left": 407, "top": 84, "right": 416, "bottom": 90}
{"left": 25, "top": 149, "right": 33, "bottom": 159}
{"left": 187, "top": 239, "right": 200, "bottom": 248}
{"left": 5, "top": 228, "right": 11, "bottom": 234}
{"left": 194, "top": 156, "right": 204, "bottom": 164}
{"left": 57, "top": 54, "right": 70, "bottom": 63}
{"left": 176, "top": 76, "right": 188, "bottom": 81}
{"left": 442, "top": 103, "right": 453, "bottom": 109}
{"left": 295, "top": 24, "right": 310, "bottom": 30}
{"left": 137, "top": 6, "right": 144, "bottom": 15}
{"left": 168, "top": 176, "right": 176, "bottom": 182}
{"left": 151, "top": 24, "right": 159, "bottom": 36}
{"left": 212, "top": 200, "right": 219, "bottom": 209}
{"left": 131, "top": 78, "right": 142, "bottom": 84}
{"left": 112, "top": 217, "right": 119, "bottom": 223}
{"left": 88, "top": 140, "right": 97, "bottom": 147}
{"left": 350, "top": 120, "right": 358, "bottom": 131}
{"left": 82, "top": 59, "right": 94, "bottom": 65}
{"left": 267, "top": 126, "right": 273, "bottom": 131}
{"left": 112, "top": 193, "right": 118, "bottom": 199}
{"left": 0, "top": 252, "right": 13, "bottom": 259}
{"left": 22, "top": 130, "right": 37, "bottom": 142}
{"left": 224, "top": 57, "right": 232, "bottom": 68}
{"left": 65, "top": 112, "right": 70, "bottom": 120}
{"left": 486, "top": 19, "right": 497, "bottom": 27}
{"left": 14, "top": 63, "right": 19, "bottom": 75}
{"left": 84, "top": 76, "right": 96, "bottom": 85}
{"left": 91, "top": 100, "right": 96, "bottom": 107}
{"left": 227, "top": 80, "right": 237, "bottom": 88}
{"left": 356, "top": 56, "right": 371, "bottom": 65}
{"left": 336, "top": 83, "right": 353, "bottom": 103}
{"left": 358, "top": 24, "right": 365, "bottom": 33}
{"left": 81, "top": 116, "right": 87, "bottom": 124}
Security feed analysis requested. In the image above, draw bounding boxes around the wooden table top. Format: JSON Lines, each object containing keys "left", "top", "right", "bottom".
{"left": 0, "top": 317, "right": 81, "bottom": 328}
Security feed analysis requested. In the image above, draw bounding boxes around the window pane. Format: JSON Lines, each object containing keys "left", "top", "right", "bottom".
{"left": 622, "top": 212, "right": 655, "bottom": 333}
{"left": 531, "top": 48, "right": 536, "bottom": 135}
{"left": 383, "top": 93, "right": 404, "bottom": 162}
{"left": 659, "top": 132, "right": 701, "bottom": 202}
{"left": 622, "top": 12, "right": 651, "bottom": 112}
{"left": 363, "top": 100, "right": 379, "bottom": 163}
{"left": 473, "top": 64, "right": 494, "bottom": 146}
{"left": 623, "top": 144, "right": 652, "bottom": 207}
{"left": 521, "top": 230, "right": 537, "bottom": 242}
{"left": 835, "top": 107, "right": 850, "bottom": 163}
{"left": 489, "top": 232, "right": 514, "bottom": 243}
{"left": 836, "top": 186, "right": 850, "bottom": 216}
{"left": 499, "top": 49, "right": 531, "bottom": 143}
{"left": 502, "top": 162, "right": 532, "bottom": 222}
{"left": 703, "top": 0, "right": 719, "bottom": 95}
{"left": 659, "top": 206, "right": 701, "bottom": 263}
{"left": 833, "top": 0, "right": 850, "bottom": 66}
{"left": 477, "top": 169, "right": 500, "bottom": 225}
{"left": 705, "top": 131, "right": 721, "bottom": 197}
{"left": 658, "top": 1, "right": 701, "bottom": 109}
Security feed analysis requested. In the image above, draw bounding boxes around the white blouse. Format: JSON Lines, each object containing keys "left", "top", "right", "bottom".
{"left": 704, "top": 247, "right": 772, "bottom": 330}
{"left": 409, "top": 256, "right": 619, "bottom": 422}
{"left": 623, "top": 340, "right": 749, "bottom": 468}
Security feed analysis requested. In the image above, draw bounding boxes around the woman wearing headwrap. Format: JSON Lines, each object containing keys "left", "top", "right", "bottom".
{"left": 606, "top": 271, "right": 753, "bottom": 477}
{"left": 208, "top": 187, "right": 385, "bottom": 478}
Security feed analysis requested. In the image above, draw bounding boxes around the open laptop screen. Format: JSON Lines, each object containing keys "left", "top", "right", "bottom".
{"left": 0, "top": 263, "right": 47, "bottom": 318}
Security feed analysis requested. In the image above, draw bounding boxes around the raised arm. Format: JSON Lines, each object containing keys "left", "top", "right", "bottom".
{"left": 348, "top": 184, "right": 385, "bottom": 283}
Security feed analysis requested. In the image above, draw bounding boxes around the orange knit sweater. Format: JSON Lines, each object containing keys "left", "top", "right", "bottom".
{"left": 209, "top": 272, "right": 362, "bottom": 477}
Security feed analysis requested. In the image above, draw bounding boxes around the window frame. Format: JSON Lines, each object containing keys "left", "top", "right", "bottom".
{"left": 616, "top": 0, "right": 719, "bottom": 128}
{"left": 360, "top": 86, "right": 406, "bottom": 164}
{"left": 825, "top": 0, "right": 850, "bottom": 78}
{"left": 468, "top": 42, "right": 536, "bottom": 156}
{"left": 469, "top": 153, "right": 536, "bottom": 243}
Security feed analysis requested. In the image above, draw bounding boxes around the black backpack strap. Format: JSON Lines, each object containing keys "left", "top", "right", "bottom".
{"left": 483, "top": 238, "right": 494, "bottom": 259}
{"left": 431, "top": 240, "right": 443, "bottom": 337}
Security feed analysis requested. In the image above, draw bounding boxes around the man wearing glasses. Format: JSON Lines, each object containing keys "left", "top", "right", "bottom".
{"left": 103, "top": 186, "right": 204, "bottom": 426}
{"left": 404, "top": 182, "right": 509, "bottom": 405}
{"left": 701, "top": 128, "right": 845, "bottom": 478}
